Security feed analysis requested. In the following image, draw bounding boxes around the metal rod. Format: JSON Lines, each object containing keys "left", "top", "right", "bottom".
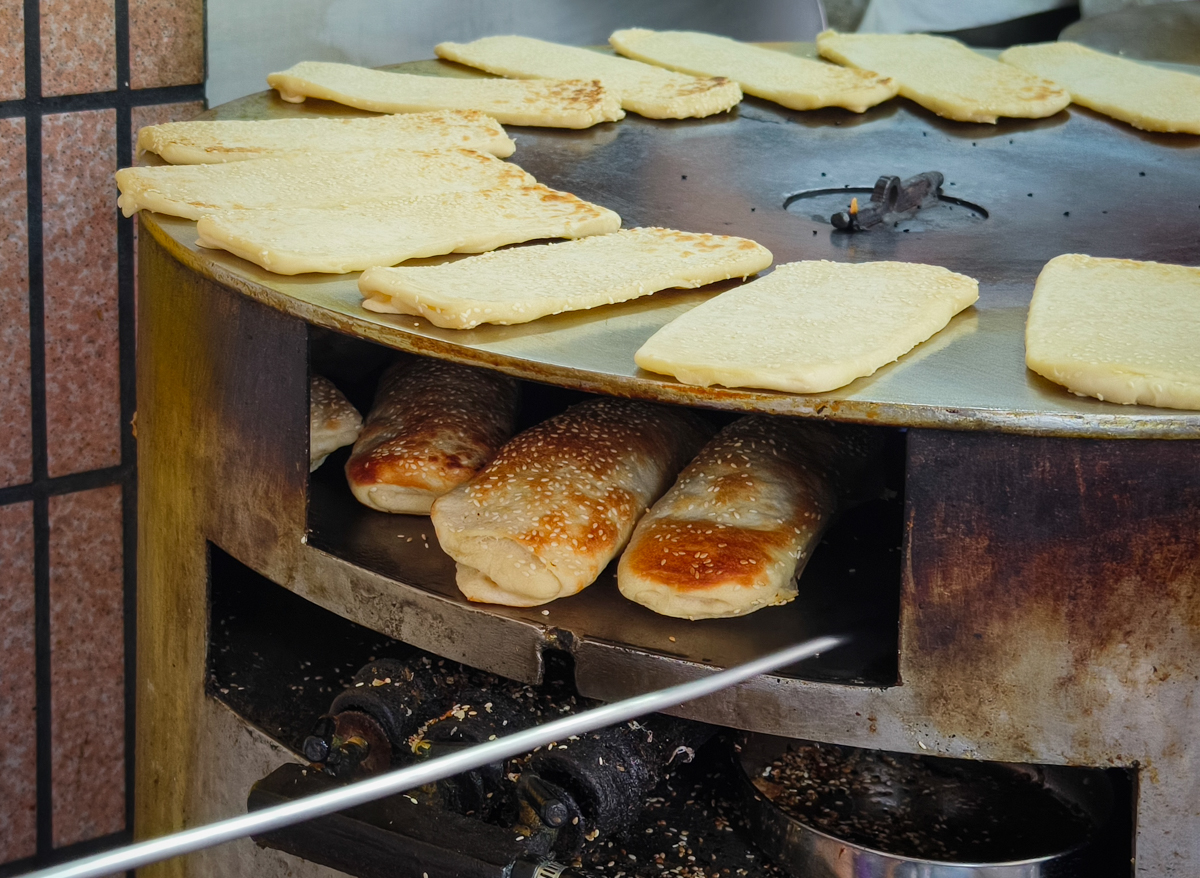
{"left": 19, "top": 635, "right": 845, "bottom": 878}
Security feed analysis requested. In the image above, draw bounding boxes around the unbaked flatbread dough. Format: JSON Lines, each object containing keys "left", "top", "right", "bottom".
{"left": 816, "top": 30, "right": 1069, "bottom": 123}
{"left": 618, "top": 416, "right": 879, "bottom": 620}
{"left": 310, "top": 375, "right": 362, "bottom": 471}
{"left": 194, "top": 184, "right": 622, "bottom": 275}
{"left": 136, "top": 111, "right": 516, "bottom": 164}
{"left": 609, "top": 28, "right": 897, "bottom": 113}
{"left": 634, "top": 260, "right": 978, "bottom": 394}
{"left": 115, "top": 147, "right": 534, "bottom": 220}
{"left": 268, "top": 61, "right": 624, "bottom": 129}
{"left": 435, "top": 35, "right": 742, "bottom": 119}
{"left": 1025, "top": 254, "right": 1200, "bottom": 410}
{"left": 358, "top": 227, "right": 773, "bottom": 328}
{"left": 1000, "top": 41, "right": 1200, "bottom": 135}
{"left": 430, "top": 397, "right": 713, "bottom": 607}
{"left": 346, "top": 359, "right": 520, "bottom": 514}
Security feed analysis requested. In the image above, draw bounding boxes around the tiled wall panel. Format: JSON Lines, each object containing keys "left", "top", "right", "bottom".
{"left": 1, "top": 0, "right": 204, "bottom": 867}
{"left": 39, "top": 0, "right": 116, "bottom": 96}
{"left": 129, "top": 0, "right": 205, "bottom": 89}
{"left": 0, "top": 116, "right": 31, "bottom": 488}
{"left": 41, "top": 109, "right": 121, "bottom": 478}
{"left": 0, "top": 502, "right": 37, "bottom": 862}
{"left": 0, "top": 2, "right": 23, "bottom": 101}
{"left": 48, "top": 486, "right": 126, "bottom": 848}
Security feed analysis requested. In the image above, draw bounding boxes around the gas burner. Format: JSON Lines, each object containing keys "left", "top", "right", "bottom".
{"left": 784, "top": 172, "right": 989, "bottom": 233}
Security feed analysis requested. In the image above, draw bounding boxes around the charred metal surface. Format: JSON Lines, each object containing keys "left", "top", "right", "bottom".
{"left": 249, "top": 763, "right": 539, "bottom": 878}
{"left": 902, "top": 429, "right": 1200, "bottom": 874}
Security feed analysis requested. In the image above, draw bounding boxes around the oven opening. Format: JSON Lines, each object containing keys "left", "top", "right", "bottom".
{"left": 206, "top": 548, "right": 1136, "bottom": 878}
{"left": 304, "top": 329, "right": 904, "bottom": 691}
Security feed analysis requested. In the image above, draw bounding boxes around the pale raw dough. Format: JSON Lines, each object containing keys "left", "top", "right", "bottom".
{"left": 268, "top": 61, "right": 623, "bottom": 128}
{"left": 634, "top": 260, "right": 979, "bottom": 394}
{"left": 618, "top": 416, "right": 878, "bottom": 620}
{"left": 358, "top": 227, "right": 772, "bottom": 328}
{"left": 609, "top": 28, "right": 897, "bottom": 113}
{"left": 309, "top": 375, "right": 362, "bottom": 471}
{"left": 346, "top": 359, "right": 519, "bottom": 514}
{"left": 1000, "top": 41, "right": 1200, "bottom": 135}
{"left": 115, "top": 147, "right": 534, "bottom": 220}
{"left": 436, "top": 35, "right": 742, "bottom": 120}
{"left": 1025, "top": 254, "right": 1200, "bottom": 410}
{"left": 194, "top": 184, "right": 622, "bottom": 275}
{"left": 430, "top": 398, "right": 713, "bottom": 607}
{"left": 136, "top": 110, "right": 517, "bottom": 163}
{"left": 816, "top": 30, "right": 1069, "bottom": 123}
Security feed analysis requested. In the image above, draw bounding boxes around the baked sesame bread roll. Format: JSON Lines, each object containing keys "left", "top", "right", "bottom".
{"left": 617, "top": 416, "right": 879, "bottom": 620}
{"left": 309, "top": 375, "right": 362, "bottom": 472}
{"left": 346, "top": 359, "right": 520, "bottom": 514}
{"left": 430, "top": 397, "right": 713, "bottom": 607}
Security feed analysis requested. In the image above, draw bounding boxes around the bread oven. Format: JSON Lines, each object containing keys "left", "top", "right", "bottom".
{"left": 134, "top": 54, "right": 1200, "bottom": 878}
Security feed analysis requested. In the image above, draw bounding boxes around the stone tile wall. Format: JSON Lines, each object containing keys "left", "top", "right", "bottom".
{"left": 0, "top": 0, "right": 204, "bottom": 869}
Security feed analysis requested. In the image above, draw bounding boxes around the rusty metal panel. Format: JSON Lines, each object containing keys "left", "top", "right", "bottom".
{"left": 902, "top": 429, "right": 1200, "bottom": 874}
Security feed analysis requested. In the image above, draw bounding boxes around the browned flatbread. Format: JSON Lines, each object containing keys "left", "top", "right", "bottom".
{"left": 346, "top": 359, "right": 520, "bottom": 514}
{"left": 617, "top": 416, "right": 879, "bottom": 619}
{"left": 309, "top": 375, "right": 362, "bottom": 472}
{"left": 430, "top": 397, "right": 713, "bottom": 606}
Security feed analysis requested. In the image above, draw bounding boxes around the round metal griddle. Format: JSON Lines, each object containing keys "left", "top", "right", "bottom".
{"left": 140, "top": 50, "right": 1200, "bottom": 439}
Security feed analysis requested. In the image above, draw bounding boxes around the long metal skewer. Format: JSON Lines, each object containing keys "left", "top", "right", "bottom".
{"left": 19, "top": 635, "right": 845, "bottom": 878}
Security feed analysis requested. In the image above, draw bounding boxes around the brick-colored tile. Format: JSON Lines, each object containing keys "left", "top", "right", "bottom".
{"left": 49, "top": 486, "right": 125, "bottom": 847}
{"left": 0, "top": 502, "right": 37, "bottom": 863}
{"left": 40, "top": 0, "right": 116, "bottom": 97}
{"left": 0, "top": 117, "right": 31, "bottom": 489}
{"left": 129, "top": 0, "right": 203, "bottom": 89}
{"left": 0, "top": 2, "right": 24, "bottom": 101}
{"left": 41, "top": 110, "right": 121, "bottom": 478}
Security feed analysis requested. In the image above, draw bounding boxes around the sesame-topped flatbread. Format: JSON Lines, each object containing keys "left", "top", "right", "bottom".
{"left": 358, "top": 227, "right": 773, "bottom": 328}
{"left": 436, "top": 35, "right": 742, "bottom": 119}
{"left": 346, "top": 358, "right": 520, "bottom": 514}
{"left": 618, "top": 416, "right": 879, "bottom": 620}
{"left": 1025, "top": 254, "right": 1200, "bottom": 410}
{"left": 1000, "top": 41, "right": 1200, "bottom": 135}
{"left": 635, "top": 260, "right": 978, "bottom": 394}
{"left": 816, "top": 30, "right": 1069, "bottom": 123}
{"left": 309, "top": 375, "right": 362, "bottom": 472}
{"left": 194, "top": 184, "right": 622, "bottom": 275}
{"left": 137, "top": 110, "right": 516, "bottom": 164}
{"left": 430, "top": 397, "right": 713, "bottom": 607}
{"left": 609, "top": 28, "right": 898, "bottom": 113}
{"left": 115, "top": 147, "right": 535, "bottom": 220}
{"left": 268, "top": 61, "right": 624, "bottom": 129}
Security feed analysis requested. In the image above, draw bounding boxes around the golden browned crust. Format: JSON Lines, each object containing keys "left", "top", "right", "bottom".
{"left": 430, "top": 397, "right": 714, "bottom": 606}
{"left": 345, "top": 358, "right": 519, "bottom": 513}
{"left": 617, "top": 416, "right": 880, "bottom": 619}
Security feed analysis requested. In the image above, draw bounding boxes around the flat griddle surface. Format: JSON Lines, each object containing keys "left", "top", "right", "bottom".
{"left": 142, "top": 51, "right": 1200, "bottom": 437}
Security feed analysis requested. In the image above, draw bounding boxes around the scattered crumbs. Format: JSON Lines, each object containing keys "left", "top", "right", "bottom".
{"left": 542, "top": 609, "right": 550, "bottom": 616}
{"left": 669, "top": 636, "right": 677, "bottom": 642}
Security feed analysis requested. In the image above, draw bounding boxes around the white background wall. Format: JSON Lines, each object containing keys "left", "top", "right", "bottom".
{"left": 205, "top": 0, "right": 827, "bottom": 107}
